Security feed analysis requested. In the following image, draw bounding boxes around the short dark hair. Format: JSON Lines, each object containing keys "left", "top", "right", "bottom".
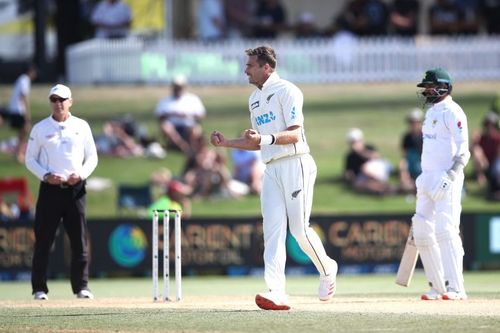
{"left": 245, "top": 46, "right": 277, "bottom": 69}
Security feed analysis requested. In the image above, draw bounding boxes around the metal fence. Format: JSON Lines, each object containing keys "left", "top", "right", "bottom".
{"left": 66, "top": 36, "right": 500, "bottom": 85}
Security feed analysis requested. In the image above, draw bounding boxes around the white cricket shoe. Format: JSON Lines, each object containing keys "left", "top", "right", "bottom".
{"left": 443, "top": 288, "right": 467, "bottom": 300}
{"left": 318, "top": 259, "right": 338, "bottom": 301}
{"left": 34, "top": 291, "right": 48, "bottom": 300}
{"left": 76, "top": 290, "right": 94, "bottom": 299}
{"left": 421, "top": 288, "right": 442, "bottom": 300}
{"left": 255, "top": 291, "right": 290, "bottom": 310}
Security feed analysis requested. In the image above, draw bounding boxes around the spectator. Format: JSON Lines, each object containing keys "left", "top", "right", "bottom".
{"left": 94, "top": 118, "right": 143, "bottom": 157}
{"left": 183, "top": 137, "right": 232, "bottom": 199}
{"left": 334, "top": 0, "right": 389, "bottom": 36}
{"left": 428, "top": 0, "right": 465, "bottom": 35}
{"left": 224, "top": 0, "right": 254, "bottom": 38}
{"left": 154, "top": 75, "right": 206, "bottom": 156}
{"left": 197, "top": 0, "right": 226, "bottom": 42}
{"left": 490, "top": 145, "right": 500, "bottom": 201}
{"left": 389, "top": 0, "right": 420, "bottom": 36}
{"left": 471, "top": 112, "right": 500, "bottom": 199}
{"left": 252, "top": 0, "right": 288, "bottom": 38}
{"left": 399, "top": 108, "right": 424, "bottom": 194}
{"left": 294, "top": 12, "right": 322, "bottom": 39}
{"left": 480, "top": 0, "right": 500, "bottom": 34}
{"left": 149, "top": 168, "right": 192, "bottom": 217}
{"left": 455, "top": 0, "right": 481, "bottom": 34}
{"left": 90, "top": 0, "right": 132, "bottom": 39}
{"left": 343, "top": 128, "right": 394, "bottom": 195}
{"left": 0, "top": 64, "right": 37, "bottom": 163}
{"left": 148, "top": 180, "right": 192, "bottom": 219}
{"left": 231, "top": 148, "right": 265, "bottom": 195}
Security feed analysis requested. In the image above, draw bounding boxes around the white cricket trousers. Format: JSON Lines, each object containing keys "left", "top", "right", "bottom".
{"left": 413, "top": 170, "right": 466, "bottom": 293}
{"left": 261, "top": 153, "right": 333, "bottom": 293}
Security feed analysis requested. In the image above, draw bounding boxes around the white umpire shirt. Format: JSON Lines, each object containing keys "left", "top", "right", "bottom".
{"left": 421, "top": 95, "right": 470, "bottom": 172}
{"left": 249, "top": 72, "right": 310, "bottom": 164}
{"left": 25, "top": 114, "right": 98, "bottom": 181}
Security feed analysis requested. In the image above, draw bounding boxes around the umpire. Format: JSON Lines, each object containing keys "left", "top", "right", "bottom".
{"left": 25, "top": 84, "right": 98, "bottom": 300}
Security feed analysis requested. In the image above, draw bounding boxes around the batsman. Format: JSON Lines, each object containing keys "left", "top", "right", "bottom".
{"left": 412, "top": 68, "right": 470, "bottom": 300}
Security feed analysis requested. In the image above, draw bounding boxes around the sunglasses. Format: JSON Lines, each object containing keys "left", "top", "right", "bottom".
{"left": 50, "top": 96, "right": 68, "bottom": 103}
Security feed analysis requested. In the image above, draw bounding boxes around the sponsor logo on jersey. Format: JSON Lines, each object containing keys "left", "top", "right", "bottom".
{"left": 432, "top": 119, "right": 437, "bottom": 127}
{"left": 457, "top": 120, "right": 462, "bottom": 129}
{"left": 255, "top": 111, "right": 276, "bottom": 126}
{"left": 291, "top": 189, "right": 302, "bottom": 199}
{"left": 266, "top": 93, "right": 275, "bottom": 103}
{"left": 423, "top": 133, "right": 437, "bottom": 139}
{"left": 45, "top": 134, "right": 56, "bottom": 139}
{"left": 251, "top": 101, "right": 259, "bottom": 110}
{"left": 291, "top": 106, "right": 296, "bottom": 120}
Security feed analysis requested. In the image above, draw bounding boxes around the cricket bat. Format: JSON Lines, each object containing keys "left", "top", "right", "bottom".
{"left": 395, "top": 227, "right": 419, "bottom": 287}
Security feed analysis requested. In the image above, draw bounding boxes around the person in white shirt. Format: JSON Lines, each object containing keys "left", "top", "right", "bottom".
{"left": 412, "top": 68, "right": 470, "bottom": 301}
{"left": 197, "top": 0, "right": 226, "bottom": 41}
{"left": 2, "top": 64, "right": 37, "bottom": 163}
{"left": 155, "top": 75, "right": 206, "bottom": 156}
{"left": 25, "top": 84, "right": 98, "bottom": 301}
{"left": 210, "top": 45, "right": 338, "bottom": 310}
{"left": 91, "top": 0, "right": 132, "bottom": 39}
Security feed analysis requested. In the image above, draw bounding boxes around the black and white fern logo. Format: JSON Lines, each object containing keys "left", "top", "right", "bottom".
{"left": 291, "top": 189, "right": 302, "bottom": 199}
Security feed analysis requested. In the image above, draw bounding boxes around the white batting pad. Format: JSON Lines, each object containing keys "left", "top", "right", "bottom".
{"left": 415, "top": 237, "right": 447, "bottom": 294}
{"left": 437, "top": 231, "right": 465, "bottom": 293}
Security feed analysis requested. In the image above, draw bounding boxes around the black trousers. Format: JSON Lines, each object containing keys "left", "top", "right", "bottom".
{"left": 31, "top": 181, "right": 89, "bottom": 294}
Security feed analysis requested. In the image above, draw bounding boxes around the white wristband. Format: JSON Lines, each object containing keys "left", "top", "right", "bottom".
{"left": 260, "top": 134, "right": 276, "bottom": 146}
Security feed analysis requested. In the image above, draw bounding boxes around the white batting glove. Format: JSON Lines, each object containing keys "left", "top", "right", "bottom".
{"left": 430, "top": 171, "right": 456, "bottom": 201}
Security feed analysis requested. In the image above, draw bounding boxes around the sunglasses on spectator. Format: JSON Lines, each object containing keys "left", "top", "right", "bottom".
{"left": 50, "top": 96, "right": 68, "bottom": 103}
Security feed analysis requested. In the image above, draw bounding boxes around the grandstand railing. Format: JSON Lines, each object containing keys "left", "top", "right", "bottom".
{"left": 66, "top": 36, "right": 500, "bottom": 85}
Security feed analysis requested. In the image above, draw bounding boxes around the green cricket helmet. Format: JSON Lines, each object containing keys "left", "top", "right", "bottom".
{"left": 417, "top": 68, "right": 453, "bottom": 104}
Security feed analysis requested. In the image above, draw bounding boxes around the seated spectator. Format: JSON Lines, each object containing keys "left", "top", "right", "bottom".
{"left": 490, "top": 145, "right": 500, "bottom": 201}
{"left": 95, "top": 116, "right": 162, "bottom": 158}
{"left": 480, "top": 0, "right": 500, "bottom": 35}
{"left": 197, "top": 0, "right": 226, "bottom": 42}
{"left": 183, "top": 137, "right": 232, "bottom": 199}
{"left": 166, "top": 180, "right": 193, "bottom": 218}
{"left": 252, "top": 0, "right": 288, "bottom": 38}
{"left": 224, "top": 0, "right": 254, "bottom": 38}
{"left": 91, "top": 0, "right": 132, "bottom": 39}
{"left": 389, "top": 0, "right": 420, "bottom": 36}
{"left": 294, "top": 12, "right": 322, "bottom": 39}
{"left": 148, "top": 180, "right": 192, "bottom": 219}
{"left": 455, "top": 0, "right": 481, "bottom": 34}
{"left": 428, "top": 0, "right": 465, "bottom": 35}
{"left": 343, "top": 128, "right": 394, "bottom": 195}
{"left": 155, "top": 75, "right": 206, "bottom": 156}
{"left": 231, "top": 148, "right": 265, "bottom": 195}
{"left": 334, "top": 0, "right": 389, "bottom": 37}
{"left": 471, "top": 112, "right": 500, "bottom": 199}
{"left": 399, "top": 108, "right": 423, "bottom": 194}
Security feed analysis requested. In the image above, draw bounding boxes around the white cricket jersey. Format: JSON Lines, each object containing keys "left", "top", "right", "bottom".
{"left": 25, "top": 114, "right": 98, "bottom": 181}
{"left": 155, "top": 92, "right": 206, "bottom": 127}
{"left": 8, "top": 74, "right": 30, "bottom": 115}
{"left": 248, "top": 72, "right": 310, "bottom": 163}
{"left": 421, "top": 96, "right": 470, "bottom": 172}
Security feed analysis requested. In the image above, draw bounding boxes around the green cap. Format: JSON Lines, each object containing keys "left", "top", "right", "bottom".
{"left": 417, "top": 68, "right": 452, "bottom": 87}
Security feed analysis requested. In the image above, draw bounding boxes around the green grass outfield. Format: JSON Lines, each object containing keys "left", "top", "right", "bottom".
{"left": 1, "top": 82, "right": 500, "bottom": 218}
{"left": 1, "top": 271, "right": 500, "bottom": 332}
